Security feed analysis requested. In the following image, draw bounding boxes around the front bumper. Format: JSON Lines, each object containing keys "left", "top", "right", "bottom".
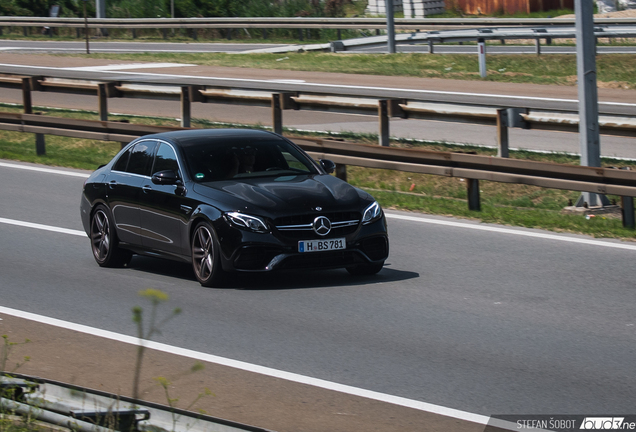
{"left": 218, "top": 217, "right": 389, "bottom": 272}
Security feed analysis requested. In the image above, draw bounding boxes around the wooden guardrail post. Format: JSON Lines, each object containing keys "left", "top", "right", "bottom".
{"left": 467, "top": 179, "right": 481, "bottom": 211}
{"left": 335, "top": 164, "right": 347, "bottom": 182}
{"left": 98, "top": 83, "right": 108, "bottom": 121}
{"left": 21, "top": 77, "right": 46, "bottom": 154}
{"left": 272, "top": 93, "right": 283, "bottom": 135}
{"left": 622, "top": 196, "right": 635, "bottom": 229}
{"left": 180, "top": 86, "right": 191, "bottom": 128}
{"left": 496, "top": 108, "right": 509, "bottom": 158}
{"left": 21, "top": 78, "right": 32, "bottom": 114}
{"left": 35, "top": 131, "right": 46, "bottom": 156}
{"left": 272, "top": 92, "right": 298, "bottom": 135}
{"left": 378, "top": 100, "right": 390, "bottom": 147}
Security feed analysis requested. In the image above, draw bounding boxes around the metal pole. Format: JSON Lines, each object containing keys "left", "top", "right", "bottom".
{"left": 386, "top": 0, "right": 396, "bottom": 54}
{"left": 478, "top": 38, "right": 486, "bottom": 78}
{"left": 378, "top": 100, "right": 390, "bottom": 146}
{"left": 180, "top": 87, "right": 191, "bottom": 128}
{"left": 575, "top": 0, "right": 605, "bottom": 207}
{"left": 467, "top": 179, "right": 481, "bottom": 211}
{"left": 496, "top": 109, "right": 509, "bottom": 158}
{"left": 83, "top": 0, "right": 90, "bottom": 55}
{"left": 96, "top": 0, "right": 107, "bottom": 36}
{"left": 272, "top": 94, "right": 283, "bottom": 135}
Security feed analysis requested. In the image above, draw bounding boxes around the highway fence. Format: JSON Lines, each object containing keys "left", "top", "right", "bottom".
{"left": 2, "top": 16, "right": 636, "bottom": 46}
{"left": 0, "top": 72, "right": 634, "bottom": 228}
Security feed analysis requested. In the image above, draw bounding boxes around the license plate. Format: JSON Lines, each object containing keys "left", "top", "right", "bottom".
{"left": 298, "top": 238, "right": 346, "bottom": 253}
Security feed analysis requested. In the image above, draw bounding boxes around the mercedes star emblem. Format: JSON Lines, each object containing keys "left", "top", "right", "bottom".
{"left": 312, "top": 216, "right": 332, "bottom": 236}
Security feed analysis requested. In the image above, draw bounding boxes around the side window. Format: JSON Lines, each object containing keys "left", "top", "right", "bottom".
{"left": 127, "top": 140, "right": 158, "bottom": 176}
{"left": 112, "top": 148, "right": 131, "bottom": 172}
{"left": 152, "top": 143, "right": 180, "bottom": 176}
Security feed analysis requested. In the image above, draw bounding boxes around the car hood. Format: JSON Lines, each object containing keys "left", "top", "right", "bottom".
{"left": 192, "top": 174, "right": 367, "bottom": 216}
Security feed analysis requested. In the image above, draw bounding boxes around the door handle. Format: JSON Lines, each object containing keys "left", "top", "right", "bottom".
{"left": 108, "top": 180, "right": 118, "bottom": 189}
{"left": 142, "top": 185, "right": 152, "bottom": 193}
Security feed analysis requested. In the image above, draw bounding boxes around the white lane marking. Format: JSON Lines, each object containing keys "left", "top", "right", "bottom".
{"left": 0, "top": 161, "right": 90, "bottom": 178}
{"left": 385, "top": 213, "right": 636, "bottom": 251}
{"left": 266, "top": 79, "right": 306, "bottom": 83}
{"left": 62, "top": 63, "right": 196, "bottom": 71}
{"left": 0, "top": 218, "right": 85, "bottom": 236}
{"left": 0, "top": 62, "right": 634, "bottom": 108}
{"left": 0, "top": 305, "right": 490, "bottom": 426}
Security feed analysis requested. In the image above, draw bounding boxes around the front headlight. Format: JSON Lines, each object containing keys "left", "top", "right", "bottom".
{"left": 225, "top": 212, "right": 270, "bottom": 233}
{"left": 362, "top": 201, "right": 382, "bottom": 225}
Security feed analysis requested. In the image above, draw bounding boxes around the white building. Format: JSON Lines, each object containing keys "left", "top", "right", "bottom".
{"left": 367, "top": 0, "right": 446, "bottom": 18}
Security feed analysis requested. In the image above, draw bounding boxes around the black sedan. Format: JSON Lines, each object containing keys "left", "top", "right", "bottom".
{"left": 80, "top": 129, "right": 389, "bottom": 287}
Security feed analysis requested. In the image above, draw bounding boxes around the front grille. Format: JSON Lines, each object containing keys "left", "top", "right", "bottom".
{"left": 274, "top": 212, "right": 360, "bottom": 240}
{"left": 359, "top": 236, "right": 389, "bottom": 261}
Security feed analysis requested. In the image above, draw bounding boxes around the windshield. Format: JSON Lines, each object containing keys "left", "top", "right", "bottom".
{"left": 183, "top": 138, "right": 318, "bottom": 182}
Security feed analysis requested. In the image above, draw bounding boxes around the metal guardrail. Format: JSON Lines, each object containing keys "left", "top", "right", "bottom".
{"left": 0, "top": 111, "right": 634, "bottom": 226}
{"left": 1, "top": 16, "right": 636, "bottom": 31}
{"left": 2, "top": 73, "right": 635, "bottom": 149}
{"left": 1, "top": 373, "right": 271, "bottom": 432}
{"left": 0, "top": 73, "right": 635, "bottom": 225}
{"left": 320, "top": 25, "right": 636, "bottom": 54}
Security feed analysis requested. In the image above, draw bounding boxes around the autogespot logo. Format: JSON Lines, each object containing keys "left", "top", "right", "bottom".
{"left": 312, "top": 216, "right": 332, "bottom": 236}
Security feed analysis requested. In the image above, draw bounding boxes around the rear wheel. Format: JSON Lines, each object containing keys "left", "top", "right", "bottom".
{"left": 90, "top": 205, "right": 132, "bottom": 267}
{"left": 346, "top": 262, "right": 384, "bottom": 276}
{"left": 191, "top": 222, "right": 225, "bottom": 287}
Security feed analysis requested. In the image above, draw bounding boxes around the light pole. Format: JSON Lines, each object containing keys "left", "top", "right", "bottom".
{"left": 574, "top": 0, "right": 608, "bottom": 207}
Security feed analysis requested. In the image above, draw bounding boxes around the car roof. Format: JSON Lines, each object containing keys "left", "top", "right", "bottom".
{"left": 141, "top": 128, "right": 284, "bottom": 148}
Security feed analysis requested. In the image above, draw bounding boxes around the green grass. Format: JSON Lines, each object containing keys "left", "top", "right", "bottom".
{"left": 48, "top": 51, "right": 636, "bottom": 89}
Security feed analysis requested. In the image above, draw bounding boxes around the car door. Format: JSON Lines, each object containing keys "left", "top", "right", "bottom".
{"left": 106, "top": 140, "right": 157, "bottom": 246}
{"left": 138, "top": 141, "right": 192, "bottom": 258}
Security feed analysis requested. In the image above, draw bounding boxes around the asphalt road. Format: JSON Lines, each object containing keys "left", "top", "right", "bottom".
{"left": 1, "top": 53, "right": 635, "bottom": 159}
{"left": 1, "top": 160, "right": 635, "bottom": 427}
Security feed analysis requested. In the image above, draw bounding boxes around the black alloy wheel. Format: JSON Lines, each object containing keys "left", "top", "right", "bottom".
{"left": 191, "top": 222, "right": 224, "bottom": 287}
{"left": 90, "top": 205, "right": 132, "bottom": 267}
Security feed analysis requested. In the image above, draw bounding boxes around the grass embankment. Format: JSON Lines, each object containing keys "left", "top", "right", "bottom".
{"left": 63, "top": 51, "right": 636, "bottom": 89}
{"left": 1, "top": 104, "right": 634, "bottom": 240}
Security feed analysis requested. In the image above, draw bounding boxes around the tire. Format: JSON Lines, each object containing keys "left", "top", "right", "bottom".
{"left": 191, "top": 222, "right": 225, "bottom": 287}
{"left": 90, "top": 205, "right": 132, "bottom": 268}
{"left": 346, "top": 262, "right": 384, "bottom": 276}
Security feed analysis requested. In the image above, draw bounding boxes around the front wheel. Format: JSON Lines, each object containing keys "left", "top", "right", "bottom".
{"left": 346, "top": 262, "right": 384, "bottom": 276}
{"left": 90, "top": 205, "right": 132, "bottom": 268}
{"left": 191, "top": 222, "right": 225, "bottom": 287}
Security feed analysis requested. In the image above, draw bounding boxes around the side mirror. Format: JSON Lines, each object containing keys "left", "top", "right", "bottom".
{"left": 319, "top": 159, "right": 336, "bottom": 174}
{"left": 151, "top": 170, "right": 179, "bottom": 185}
